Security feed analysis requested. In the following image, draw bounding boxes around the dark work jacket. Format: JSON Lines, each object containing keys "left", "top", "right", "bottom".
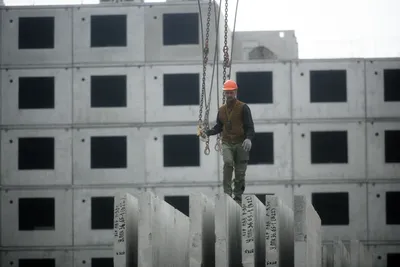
{"left": 207, "top": 99, "right": 255, "bottom": 144}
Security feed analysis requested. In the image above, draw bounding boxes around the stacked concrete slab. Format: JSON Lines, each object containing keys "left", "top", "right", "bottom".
{"left": 137, "top": 191, "right": 190, "bottom": 267}
{"left": 294, "top": 195, "right": 322, "bottom": 267}
{"left": 321, "top": 239, "right": 352, "bottom": 267}
{"left": 189, "top": 192, "right": 216, "bottom": 267}
{"left": 333, "top": 239, "right": 351, "bottom": 267}
{"left": 113, "top": 192, "right": 324, "bottom": 267}
{"left": 114, "top": 193, "right": 139, "bottom": 267}
{"left": 215, "top": 193, "right": 243, "bottom": 266}
{"left": 265, "top": 195, "right": 295, "bottom": 267}
{"left": 350, "top": 240, "right": 373, "bottom": 267}
{"left": 241, "top": 194, "right": 266, "bottom": 267}
{"left": 322, "top": 239, "right": 374, "bottom": 267}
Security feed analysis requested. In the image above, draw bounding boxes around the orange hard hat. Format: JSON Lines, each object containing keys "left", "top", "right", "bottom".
{"left": 223, "top": 80, "right": 238, "bottom": 91}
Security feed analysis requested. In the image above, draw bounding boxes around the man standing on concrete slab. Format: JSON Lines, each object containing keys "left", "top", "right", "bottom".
{"left": 201, "top": 79, "right": 255, "bottom": 205}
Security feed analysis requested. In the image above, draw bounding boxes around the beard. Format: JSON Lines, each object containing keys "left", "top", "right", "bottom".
{"left": 227, "top": 96, "right": 235, "bottom": 102}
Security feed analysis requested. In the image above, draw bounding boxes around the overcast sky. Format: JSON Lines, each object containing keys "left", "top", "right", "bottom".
{"left": 3, "top": 0, "right": 400, "bottom": 59}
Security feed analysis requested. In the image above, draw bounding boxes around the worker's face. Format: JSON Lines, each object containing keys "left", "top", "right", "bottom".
{"left": 224, "top": 90, "right": 237, "bottom": 101}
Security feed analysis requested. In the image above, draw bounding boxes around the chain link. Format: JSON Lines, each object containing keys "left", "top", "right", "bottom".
{"left": 216, "top": 0, "right": 229, "bottom": 152}
{"left": 198, "top": 0, "right": 213, "bottom": 155}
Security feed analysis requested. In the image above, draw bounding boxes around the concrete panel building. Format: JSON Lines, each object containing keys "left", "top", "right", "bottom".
{"left": 0, "top": 0, "right": 399, "bottom": 266}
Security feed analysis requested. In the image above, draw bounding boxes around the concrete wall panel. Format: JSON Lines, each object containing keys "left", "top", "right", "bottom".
{"left": 145, "top": 126, "right": 218, "bottom": 183}
{"left": 215, "top": 193, "right": 242, "bottom": 266}
{"left": 366, "top": 58, "right": 400, "bottom": 117}
{"left": 294, "top": 195, "right": 322, "bottom": 267}
{"left": 73, "top": 66, "right": 145, "bottom": 124}
{"left": 265, "top": 195, "right": 295, "bottom": 266}
{"left": 73, "top": 127, "right": 146, "bottom": 185}
{"left": 245, "top": 123, "right": 292, "bottom": 181}
{"left": 369, "top": 244, "right": 400, "bottom": 267}
{"left": 72, "top": 5, "right": 144, "bottom": 64}
{"left": 1, "top": 250, "right": 73, "bottom": 267}
{"left": 230, "top": 62, "right": 291, "bottom": 120}
{"left": 1, "top": 189, "right": 73, "bottom": 246}
{"left": 1, "top": 7, "right": 72, "bottom": 66}
{"left": 242, "top": 194, "right": 265, "bottom": 266}
{"left": 333, "top": 239, "right": 351, "bottom": 267}
{"left": 74, "top": 188, "right": 141, "bottom": 246}
{"left": 144, "top": 2, "right": 229, "bottom": 63}
{"left": 292, "top": 59, "right": 365, "bottom": 119}
{"left": 368, "top": 183, "right": 400, "bottom": 241}
{"left": 189, "top": 192, "right": 215, "bottom": 267}
{"left": 293, "top": 122, "right": 366, "bottom": 180}
{"left": 350, "top": 240, "right": 373, "bottom": 267}
{"left": 1, "top": 68, "right": 72, "bottom": 125}
{"left": 294, "top": 184, "right": 367, "bottom": 241}
{"left": 1, "top": 129, "right": 72, "bottom": 186}
{"left": 367, "top": 122, "right": 400, "bottom": 179}
{"left": 113, "top": 192, "right": 139, "bottom": 267}
{"left": 74, "top": 249, "right": 113, "bottom": 267}
{"left": 138, "top": 191, "right": 190, "bottom": 266}
{"left": 144, "top": 64, "right": 219, "bottom": 123}
{"left": 244, "top": 184, "right": 293, "bottom": 210}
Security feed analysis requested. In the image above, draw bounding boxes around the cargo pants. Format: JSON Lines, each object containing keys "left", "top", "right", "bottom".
{"left": 222, "top": 142, "right": 249, "bottom": 204}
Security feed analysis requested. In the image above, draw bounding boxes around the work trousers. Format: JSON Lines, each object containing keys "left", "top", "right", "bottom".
{"left": 222, "top": 142, "right": 249, "bottom": 203}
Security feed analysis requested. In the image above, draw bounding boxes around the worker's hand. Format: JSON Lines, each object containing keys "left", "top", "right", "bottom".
{"left": 242, "top": 139, "right": 252, "bottom": 152}
{"left": 198, "top": 129, "right": 208, "bottom": 142}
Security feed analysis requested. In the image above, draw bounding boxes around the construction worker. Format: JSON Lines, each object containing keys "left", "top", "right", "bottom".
{"left": 201, "top": 79, "right": 255, "bottom": 205}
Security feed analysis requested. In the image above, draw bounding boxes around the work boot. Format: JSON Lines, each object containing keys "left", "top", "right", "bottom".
{"left": 233, "top": 196, "right": 242, "bottom": 206}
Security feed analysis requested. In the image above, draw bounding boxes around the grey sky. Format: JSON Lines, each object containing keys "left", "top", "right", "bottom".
{"left": 4, "top": 0, "right": 400, "bottom": 58}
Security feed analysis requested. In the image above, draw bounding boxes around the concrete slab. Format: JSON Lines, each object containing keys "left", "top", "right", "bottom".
{"left": 138, "top": 191, "right": 190, "bottom": 267}
{"left": 350, "top": 240, "right": 373, "bottom": 267}
{"left": 322, "top": 244, "right": 333, "bottom": 267}
{"left": 189, "top": 192, "right": 216, "bottom": 267}
{"left": 113, "top": 193, "right": 139, "bottom": 267}
{"left": 333, "top": 239, "right": 351, "bottom": 267}
{"left": 294, "top": 195, "right": 322, "bottom": 267}
{"left": 241, "top": 194, "right": 266, "bottom": 267}
{"left": 215, "top": 193, "right": 242, "bottom": 267}
{"left": 265, "top": 195, "right": 295, "bottom": 267}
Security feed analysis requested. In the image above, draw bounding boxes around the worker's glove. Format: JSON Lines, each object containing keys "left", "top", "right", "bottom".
{"left": 242, "top": 138, "right": 252, "bottom": 152}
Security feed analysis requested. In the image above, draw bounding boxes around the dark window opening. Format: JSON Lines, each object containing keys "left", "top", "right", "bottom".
{"left": 236, "top": 71, "right": 273, "bottom": 104}
{"left": 18, "top": 16, "right": 54, "bottom": 49}
{"left": 383, "top": 69, "right": 400, "bottom": 102}
{"left": 19, "top": 198, "right": 55, "bottom": 230}
{"left": 385, "top": 130, "right": 400, "bottom": 163}
{"left": 255, "top": 193, "right": 274, "bottom": 205}
{"left": 387, "top": 253, "right": 400, "bottom": 267}
{"left": 311, "top": 192, "right": 349, "bottom": 225}
{"left": 163, "top": 13, "right": 199, "bottom": 45}
{"left": 386, "top": 191, "right": 400, "bottom": 225}
{"left": 163, "top": 73, "right": 200, "bottom": 106}
{"left": 18, "top": 137, "right": 55, "bottom": 170}
{"left": 163, "top": 134, "right": 200, "bottom": 167}
{"left": 91, "top": 197, "right": 114, "bottom": 230}
{"left": 19, "top": 77, "right": 55, "bottom": 110}
{"left": 92, "top": 257, "right": 114, "bottom": 267}
{"left": 249, "top": 132, "right": 274, "bottom": 165}
{"left": 19, "top": 259, "right": 55, "bottom": 267}
{"left": 310, "top": 70, "right": 347, "bottom": 103}
{"left": 90, "top": 136, "right": 127, "bottom": 169}
{"left": 164, "top": 195, "right": 189, "bottom": 216}
{"left": 91, "top": 75, "right": 127, "bottom": 108}
{"left": 91, "top": 15, "right": 127, "bottom": 47}
{"left": 311, "top": 131, "right": 348, "bottom": 164}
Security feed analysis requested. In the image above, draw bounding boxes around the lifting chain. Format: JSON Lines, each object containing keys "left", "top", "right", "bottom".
{"left": 198, "top": 0, "right": 213, "bottom": 155}
{"left": 215, "top": 0, "right": 230, "bottom": 153}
